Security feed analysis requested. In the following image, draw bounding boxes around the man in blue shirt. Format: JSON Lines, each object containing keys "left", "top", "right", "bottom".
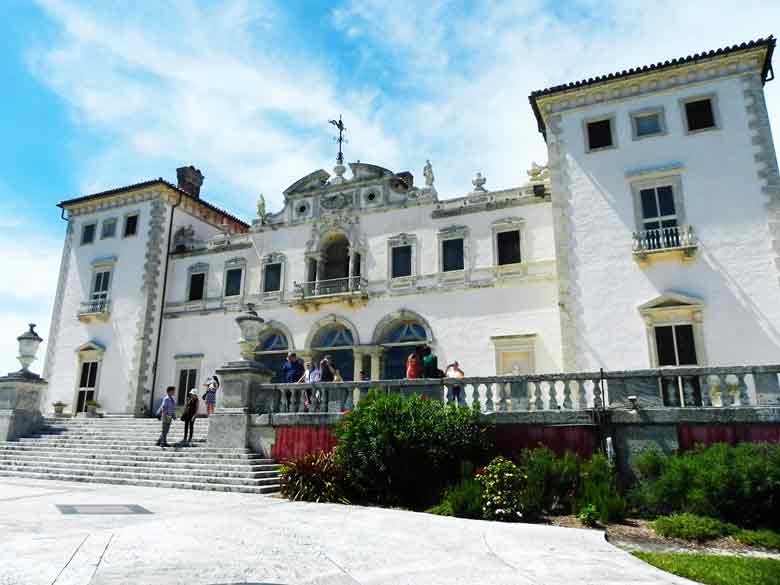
{"left": 281, "top": 352, "right": 304, "bottom": 384}
{"left": 156, "top": 386, "right": 176, "bottom": 448}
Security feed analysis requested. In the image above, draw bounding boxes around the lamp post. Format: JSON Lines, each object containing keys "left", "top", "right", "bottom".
{"left": 235, "top": 304, "right": 264, "bottom": 361}
{"left": 13, "top": 324, "right": 43, "bottom": 379}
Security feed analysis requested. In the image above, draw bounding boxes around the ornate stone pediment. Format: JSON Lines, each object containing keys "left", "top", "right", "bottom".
{"left": 283, "top": 169, "right": 330, "bottom": 197}
{"left": 321, "top": 191, "right": 354, "bottom": 211}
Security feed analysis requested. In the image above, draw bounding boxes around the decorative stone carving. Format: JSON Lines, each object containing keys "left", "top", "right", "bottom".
{"left": 321, "top": 191, "right": 353, "bottom": 211}
{"left": 173, "top": 225, "right": 197, "bottom": 252}
{"left": 527, "top": 161, "right": 549, "bottom": 181}
{"left": 472, "top": 172, "right": 487, "bottom": 192}
{"left": 423, "top": 160, "right": 435, "bottom": 187}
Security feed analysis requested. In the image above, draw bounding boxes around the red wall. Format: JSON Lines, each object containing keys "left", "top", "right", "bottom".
{"left": 272, "top": 426, "right": 337, "bottom": 462}
{"left": 492, "top": 425, "right": 598, "bottom": 459}
{"left": 678, "top": 424, "right": 780, "bottom": 450}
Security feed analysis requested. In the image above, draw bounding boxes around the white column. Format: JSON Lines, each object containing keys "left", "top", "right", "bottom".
{"left": 370, "top": 349, "right": 383, "bottom": 380}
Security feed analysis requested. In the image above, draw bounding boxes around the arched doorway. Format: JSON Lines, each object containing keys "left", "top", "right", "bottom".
{"left": 306, "top": 232, "right": 362, "bottom": 296}
{"left": 254, "top": 329, "right": 291, "bottom": 382}
{"left": 376, "top": 317, "right": 431, "bottom": 379}
{"left": 310, "top": 323, "right": 355, "bottom": 381}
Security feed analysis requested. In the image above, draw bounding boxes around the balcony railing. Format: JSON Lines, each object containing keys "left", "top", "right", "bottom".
{"left": 293, "top": 276, "right": 368, "bottom": 300}
{"left": 78, "top": 298, "right": 110, "bottom": 316}
{"left": 633, "top": 224, "right": 697, "bottom": 260}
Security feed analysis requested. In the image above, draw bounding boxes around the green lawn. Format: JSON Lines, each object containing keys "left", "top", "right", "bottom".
{"left": 633, "top": 552, "right": 780, "bottom": 585}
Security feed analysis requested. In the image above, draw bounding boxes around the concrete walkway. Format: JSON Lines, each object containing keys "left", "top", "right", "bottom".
{"left": 0, "top": 478, "right": 697, "bottom": 585}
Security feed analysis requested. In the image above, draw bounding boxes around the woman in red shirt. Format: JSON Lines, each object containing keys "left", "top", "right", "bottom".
{"left": 406, "top": 352, "right": 422, "bottom": 379}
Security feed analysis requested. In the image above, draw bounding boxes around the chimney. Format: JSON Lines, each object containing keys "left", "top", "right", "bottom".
{"left": 176, "top": 165, "right": 204, "bottom": 198}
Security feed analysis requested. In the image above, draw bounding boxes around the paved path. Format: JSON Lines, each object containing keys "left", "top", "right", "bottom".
{"left": 0, "top": 478, "right": 696, "bottom": 585}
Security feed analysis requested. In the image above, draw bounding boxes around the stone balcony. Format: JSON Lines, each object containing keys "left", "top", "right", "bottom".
{"left": 632, "top": 224, "right": 697, "bottom": 263}
{"left": 291, "top": 276, "right": 369, "bottom": 309}
{"left": 77, "top": 298, "right": 111, "bottom": 322}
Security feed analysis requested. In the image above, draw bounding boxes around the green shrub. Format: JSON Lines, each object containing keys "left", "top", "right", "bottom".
{"left": 578, "top": 504, "right": 598, "bottom": 527}
{"left": 735, "top": 529, "right": 780, "bottom": 551}
{"left": 630, "top": 443, "right": 780, "bottom": 529}
{"left": 335, "top": 391, "right": 492, "bottom": 509}
{"left": 517, "top": 447, "right": 580, "bottom": 519}
{"left": 428, "top": 478, "right": 484, "bottom": 519}
{"left": 279, "top": 450, "right": 350, "bottom": 503}
{"left": 477, "top": 456, "right": 526, "bottom": 522}
{"left": 577, "top": 453, "right": 626, "bottom": 524}
{"left": 652, "top": 514, "right": 737, "bottom": 542}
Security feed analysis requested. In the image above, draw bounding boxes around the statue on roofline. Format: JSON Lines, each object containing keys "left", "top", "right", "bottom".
{"left": 257, "top": 194, "right": 266, "bottom": 222}
{"left": 423, "top": 159, "right": 435, "bottom": 187}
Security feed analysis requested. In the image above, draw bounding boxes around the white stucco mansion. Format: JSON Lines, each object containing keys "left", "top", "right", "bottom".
{"left": 41, "top": 37, "right": 780, "bottom": 415}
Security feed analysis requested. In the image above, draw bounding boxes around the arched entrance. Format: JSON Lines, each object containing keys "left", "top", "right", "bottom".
{"left": 254, "top": 329, "right": 291, "bottom": 382}
{"left": 310, "top": 322, "right": 356, "bottom": 381}
{"left": 374, "top": 314, "right": 432, "bottom": 380}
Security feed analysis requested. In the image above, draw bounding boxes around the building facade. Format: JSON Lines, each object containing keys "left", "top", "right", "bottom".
{"left": 43, "top": 37, "right": 779, "bottom": 414}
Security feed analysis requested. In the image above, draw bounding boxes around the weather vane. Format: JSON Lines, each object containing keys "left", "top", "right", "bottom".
{"left": 328, "top": 115, "right": 347, "bottom": 165}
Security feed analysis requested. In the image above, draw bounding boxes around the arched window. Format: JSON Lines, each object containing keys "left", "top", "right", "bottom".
{"left": 261, "top": 332, "right": 289, "bottom": 352}
{"left": 255, "top": 329, "right": 291, "bottom": 382}
{"left": 381, "top": 322, "right": 427, "bottom": 344}
{"left": 312, "top": 325, "right": 354, "bottom": 349}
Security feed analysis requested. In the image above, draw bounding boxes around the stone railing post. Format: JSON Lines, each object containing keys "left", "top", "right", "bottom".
{"left": 0, "top": 375, "right": 46, "bottom": 441}
{"left": 209, "top": 360, "right": 273, "bottom": 449}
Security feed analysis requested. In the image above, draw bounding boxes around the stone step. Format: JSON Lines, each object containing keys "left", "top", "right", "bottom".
{"left": 0, "top": 444, "right": 269, "bottom": 461}
{"left": 0, "top": 453, "right": 280, "bottom": 472}
{"left": 0, "top": 469, "right": 280, "bottom": 494}
{"left": 23, "top": 434, "right": 211, "bottom": 443}
{"left": 0, "top": 458, "right": 280, "bottom": 478}
{"left": 9, "top": 439, "right": 249, "bottom": 452}
{"left": 0, "top": 462, "right": 279, "bottom": 486}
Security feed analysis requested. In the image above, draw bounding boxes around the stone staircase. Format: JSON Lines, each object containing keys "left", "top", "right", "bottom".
{"left": 0, "top": 416, "right": 280, "bottom": 494}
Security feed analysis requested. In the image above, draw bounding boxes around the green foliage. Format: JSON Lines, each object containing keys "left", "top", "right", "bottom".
{"left": 630, "top": 443, "right": 780, "bottom": 529}
{"left": 279, "top": 450, "right": 350, "bottom": 504}
{"left": 427, "top": 478, "right": 484, "bottom": 519}
{"left": 85, "top": 400, "right": 100, "bottom": 408}
{"left": 652, "top": 514, "right": 737, "bottom": 542}
{"left": 734, "top": 529, "right": 780, "bottom": 551}
{"left": 334, "top": 391, "right": 492, "bottom": 509}
{"left": 633, "top": 552, "right": 780, "bottom": 585}
{"left": 476, "top": 456, "right": 527, "bottom": 522}
{"left": 517, "top": 447, "right": 580, "bottom": 519}
{"left": 577, "top": 453, "right": 626, "bottom": 524}
{"left": 578, "top": 504, "right": 598, "bottom": 527}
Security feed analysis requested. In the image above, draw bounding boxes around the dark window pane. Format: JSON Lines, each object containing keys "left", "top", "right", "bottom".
{"left": 655, "top": 326, "right": 677, "bottom": 366}
{"left": 93, "top": 271, "right": 110, "bottom": 294}
{"left": 497, "top": 230, "right": 521, "bottom": 265}
{"left": 188, "top": 273, "right": 205, "bottom": 301}
{"left": 685, "top": 99, "right": 715, "bottom": 131}
{"left": 82, "top": 224, "right": 95, "bottom": 244}
{"left": 587, "top": 119, "right": 613, "bottom": 150}
{"left": 264, "top": 263, "right": 282, "bottom": 292}
{"left": 86, "top": 362, "right": 98, "bottom": 388}
{"left": 442, "top": 238, "right": 464, "bottom": 272}
{"left": 353, "top": 253, "right": 361, "bottom": 278}
{"left": 101, "top": 219, "right": 117, "bottom": 239}
{"left": 643, "top": 221, "right": 660, "bottom": 230}
{"left": 178, "top": 369, "right": 188, "bottom": 405}
{"left": 640, "top": 189, "right": 659, "bottom": 220}
{"left": 79, "top": 362, "right": 90, "bottom": 387}
{"left": 124, "top": 215, "right": 138, "bottom": 237}
{"left": 635, "top": 113, "right": 661, "bottom": 136}
{"left": 225, "top": 268, "right": 242, "bottom": 296}
{"left": 391, "top": 245, "right": 412, "bottom": 277}
{"left": 674, "top": 325, "right": 697, "bottom": 365}
{"left": 657, "top": 186, "right": 676, "bottom": 216}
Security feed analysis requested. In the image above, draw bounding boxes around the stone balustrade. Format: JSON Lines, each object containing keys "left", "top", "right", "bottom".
{"left": 260, "top": 364, "right": 780, "bottom": 415}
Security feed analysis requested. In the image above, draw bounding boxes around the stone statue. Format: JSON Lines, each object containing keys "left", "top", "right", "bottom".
{"left": 472, "top": 172, "right": 487, "bottom": 192}
{"left": 256, "top": 194, "right": 266, "bottom": 221}
{"left": 423, "top": 159, "right": 434, "bottom": 187}
{"left": 527, "top": 161, "right": 549, "bottom": 180}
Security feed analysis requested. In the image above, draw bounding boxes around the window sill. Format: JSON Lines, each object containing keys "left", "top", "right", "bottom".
{"left": 633, "top": 245, "right": 697, "bottom": 265}
{"left": 684, "top": 125, "right": 719, "bottom": 136}
{"left": 585, "top": 145, "right": 616, "bottom": 154}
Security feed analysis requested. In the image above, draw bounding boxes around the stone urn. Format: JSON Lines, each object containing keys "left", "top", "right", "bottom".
{"left": 52, "top": 401, "right": 67, "bottom": 416}
{"left": 85, "top": 400, "right": 100, "bottom": 417}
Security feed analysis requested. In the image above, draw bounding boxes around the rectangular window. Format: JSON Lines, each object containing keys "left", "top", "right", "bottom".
{"left": 101, "top": 218, "right": 117, "bottom": 239}
{"left": 655, "top": 324, "right": 697, "bottom": 366}
{"left": 639, "top": 185, "right": 677, "bottom": 230}
{"left": 81, "top": 223, "right": 96, "bottom": 245}
{"left": 442, "top": 238, "right": 464, "bottom": 272}
{"left": 188, "top": 273, "right": 205, "bottom": 301}
{"left": 497, "top": 230, "right": 521, "bottom": 265}
{"left": 224, "top": 268, "right": 243, "bottom": 297}
{"left": 177, "top": 368, "right": 198, "bottom": 406}
{"left": 586, "top": 118, "right": 613, "bottom": 150}
{"left": 92, "top": 270, "right": 111, "bottom": 300}
{"left": 684, "top": 98, "right": 716, "bottom": 132}
{"left": 123, "top": 214, "right": 139, "bottom": 238}
{"left": 263, "top": 263, "right": 282, "bottom": 292}
{"left": 633, "top": 111, "right": 663, "bottom": 138}
{"left": 391, "top": 245, "right": 412, "bottom": 278}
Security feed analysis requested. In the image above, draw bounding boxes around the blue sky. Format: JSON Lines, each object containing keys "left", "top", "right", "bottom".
{"left": 1, "top": 0, "right": 779, "bottom": 374}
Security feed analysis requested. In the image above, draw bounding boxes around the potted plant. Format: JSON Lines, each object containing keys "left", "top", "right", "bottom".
{"left": 52, "top": 401, "right": 67, "bottom": 416}
{"left": 85, "top": 399, "right": 101, "bottom": 417}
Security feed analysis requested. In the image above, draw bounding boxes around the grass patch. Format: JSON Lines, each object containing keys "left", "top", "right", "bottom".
{"left": 633, "top": 552, "right": 780, "bottom": 585}
{"left": 652, "top": 513, "right": 736, "bottom": 542}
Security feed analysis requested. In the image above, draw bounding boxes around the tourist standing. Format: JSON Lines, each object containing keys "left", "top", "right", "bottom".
{"left": 181, "top": 389, "right": 199, "bottom": 444}
{"left": 156, "top": 386, "right": 176, "bottom": 448}
{"left": 298, "top": 360, "right": 319, "bottom": 411}
{"left": 282, "top": 352, "right": 304, "bottom": 384}
{"left": 319, "top": 355, "right": 336, "bottom": 382}
{"left": 422, "top": 346, "right": 440, "bottom": 378}
{"left": 202, "top": 376, "right": 219, "bottom": 416}
{"left": 406, "top": 350, "right": 422, "bottom": 379}
{"left": 445, "top": 361, "right": 465, "bottom": 405}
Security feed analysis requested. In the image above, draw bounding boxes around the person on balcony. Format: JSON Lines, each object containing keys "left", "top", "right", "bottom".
{"left": 319, "top": 355, "right": 336, "bottom": 382}
{"left": 445, "top": 361, "right": 465, "bottom": 406}
{"left": 406, "top": 349, "right": 422, "bottom": 379}
{"left": 282, "top": 352, "right": 304, "bottom": 384}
